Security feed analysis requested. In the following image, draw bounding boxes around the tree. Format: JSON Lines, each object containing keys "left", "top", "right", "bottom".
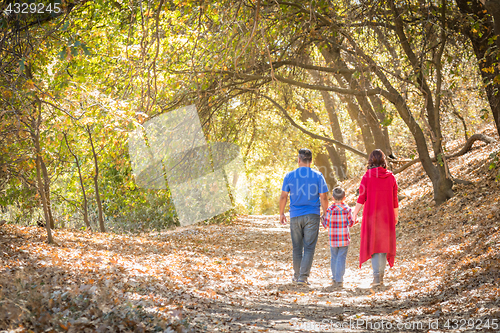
{"left": 166, "top": 0, "right": 497, "bottom": 204}
{"left": 456, "top": 0, "right": 500, "bottom": 138}
{"left": 0, "top": 4, "right": 77, "bottom": 240}
{"left": 86, "top": 125, "right": 105, "bottom": 232}
{"left": 63, "top": 133, "right": 91, "bottom": 230}
{"left": 32, "top": 98, "right": 54, "bottom": 243}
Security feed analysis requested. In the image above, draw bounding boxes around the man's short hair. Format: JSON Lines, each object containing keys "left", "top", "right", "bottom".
{"left": 332, "top": 187, "right": 345, "bottom": 201}
{"left": 298, "top": 148, "right": 312, "bottom": 163}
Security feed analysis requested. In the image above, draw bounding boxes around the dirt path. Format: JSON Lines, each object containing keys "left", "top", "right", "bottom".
{"left": 1, "top": 211, "right": 499, "bottom": 332}
{"left": 3, "top": 128, "right": 500, "bottom": 332}
{"left": 187, "top": 215, "right": 420, "bottom": 332}
{"left": 172, "top": 212, "right": 500, "bottom": 332}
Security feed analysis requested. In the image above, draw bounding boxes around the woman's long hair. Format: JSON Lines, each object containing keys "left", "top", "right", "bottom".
{"left": 367, "top": 149, "right": 387, "bottom": 169}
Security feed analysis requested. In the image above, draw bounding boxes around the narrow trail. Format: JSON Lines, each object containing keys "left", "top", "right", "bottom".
{"left": 0, "top": 214, "right": 428, "bottom": 332}
{"left": 188, "top": 215, "right": 419, "bottom": 332}
{"left": 2, "top": 127, "right": 499, "bottom": 332}
{"left": 183, "top": 125, "right": 500, "bottom": 332}
{"left": 1, "top": 207, "right": 499, "bottom": 332}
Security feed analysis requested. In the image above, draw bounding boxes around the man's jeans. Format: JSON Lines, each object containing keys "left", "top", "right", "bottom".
{"left": 330, "top": 246, "right": 349, "bottom": 282}
{"left": 371, "top": 253, "right": 387, "bottom": 277}
{"left": 290, "top": 214, "right": 320, "bottom": 282}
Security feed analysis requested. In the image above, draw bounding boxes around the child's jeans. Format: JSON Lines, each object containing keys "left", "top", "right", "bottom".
{"left": 330, "top": 246, "right": 349, "bottom": 282}
{"left": 371, "top": 253, "right": 387, "bottom": 277}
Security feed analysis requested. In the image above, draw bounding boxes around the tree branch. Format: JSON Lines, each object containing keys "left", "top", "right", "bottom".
{"left": 340, "top": 22, "right": 396, "bottom": 30}
{"left": 234, "top": 0, "right": 260, "bottom": 70}
{"left": 258, "top": 93, "right": 368, "bottom": 158}
{"left": 170, "top": 69, "right": 383, "bottom": 96}
{"left": 273, "top": 74, "right": 383, "bottom": 96}
{"left": 393, "top": 134, "right": 496, "bottom": 174}
{"left": 272, "top": 60, "right": 367, "bottom": 75}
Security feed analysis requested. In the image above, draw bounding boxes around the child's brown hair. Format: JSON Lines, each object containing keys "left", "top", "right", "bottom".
{"left": 332, "top": 187, "right": 345, "bottom": 201}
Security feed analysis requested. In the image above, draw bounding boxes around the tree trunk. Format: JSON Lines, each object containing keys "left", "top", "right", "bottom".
{"left": 64, "top": 133, "right": 91, "bottom": 230}
{"left": 456, "top": 0, "right": 500, "bottom": 138}
{"left": 32, "top": 99, "right": 53, "bottom": 244}
{"left": 315, "top": 152, "right": 337, "bottom": 191}
{"left": 351, "top": 88, "right": 388, "bottom": 153}
{"left": 383, "top": 0, "right": 454, "bottom": 204}
{"left": 382, "top": 91, "right": 452, "bottom": 204}
{"left": 331, "top": 77, "right": 376, "bottom": 153}
{"left": 325, "top": 145, "right": 347, "bottom": 180}
{"left": 40, "top": 159, "right": 55, "bottom": 229}
{"left": 298, "top": 105, "right": 339, "bottom": 187}
{"left": 86, "top": 125, "right": 106, "bottom": 232}
{"left": 306, "top": 68, "right": 348, "bottom": 179}
{"left": 317, "top": 45, "right": 375, "bottom": 152}
{"left": 321, "top": 46, "right": 389, "bottom": 154}
{"left": 368, "top": 93, "right": 394, "bottom": 158}
{"left": 35, "top": 151, "right": 54, "bottom": 243}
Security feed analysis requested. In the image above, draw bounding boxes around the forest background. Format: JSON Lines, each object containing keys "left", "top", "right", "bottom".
{"left": 1, "top": 0, "right": 500, "bottom": 240}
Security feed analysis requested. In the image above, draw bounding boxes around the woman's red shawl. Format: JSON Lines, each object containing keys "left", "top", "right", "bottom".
{"left": 357, "top": 167, "right": 399, "bottom": 268}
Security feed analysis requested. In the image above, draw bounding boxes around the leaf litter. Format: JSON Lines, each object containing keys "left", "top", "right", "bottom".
{"left": 1, "top": 126, "right": 500, "bottom": 332}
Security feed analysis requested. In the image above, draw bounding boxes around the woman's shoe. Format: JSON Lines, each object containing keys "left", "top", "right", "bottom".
{"left": 371, "top": 274, "right": 381, "bottom": 287}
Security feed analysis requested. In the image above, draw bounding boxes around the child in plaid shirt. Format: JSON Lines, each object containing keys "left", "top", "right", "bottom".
{"left": 322, "top": 187, "right": 356, "bottom": 288}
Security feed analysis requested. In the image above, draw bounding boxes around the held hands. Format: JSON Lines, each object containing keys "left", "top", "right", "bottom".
{"left": 280, "top": 214, "right": 287, "bottom": 225}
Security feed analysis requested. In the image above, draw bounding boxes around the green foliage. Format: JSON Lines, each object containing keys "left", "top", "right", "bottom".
{"left": 105, "top": 189, "right": 178, "bottom": 233}
{"left": 381, "top": 112, "right": 394, "bottom": 127}
{"left": 0, "top": 0, "right": 497, "bottom": 231}
{"left": 480, "top": 108, "right": 490, "bottom": 120}
{"left": 203, "top": 208, "right": 237, "bottom": 226}
{"left": 488, "top": 151, "right": 500, "bottom": 181}
{"left": 437, "top": 153, "right": 444, "bottom": 167}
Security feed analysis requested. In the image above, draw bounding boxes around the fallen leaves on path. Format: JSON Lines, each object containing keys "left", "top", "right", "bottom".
{"left": 1, "top": 126, "right": 500, "bottom": 332}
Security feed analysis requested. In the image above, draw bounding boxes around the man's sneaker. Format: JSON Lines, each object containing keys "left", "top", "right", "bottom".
{"left": 371, "top": 274, "right": 381, "bottom": 287}
{"left": 292, "top": 277, "right": 299, "bottom": 284}
{"left": 297, "top": 280, "right": 310, "bottom": 286}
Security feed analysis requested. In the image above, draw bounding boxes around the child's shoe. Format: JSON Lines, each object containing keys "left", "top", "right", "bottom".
{"left": 297, "top": 280, "right": 310, "bottom": 286}
{"left": 331, "top": 280, "right": 343, "bottom": 289}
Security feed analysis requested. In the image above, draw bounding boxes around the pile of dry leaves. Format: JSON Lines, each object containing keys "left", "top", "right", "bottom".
{"left": 1, "top": 126, "right": 499, "bottom": 332}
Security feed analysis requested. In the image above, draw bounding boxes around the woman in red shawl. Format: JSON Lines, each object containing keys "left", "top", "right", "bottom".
{"left": 352, "top": 149, "right": 399, "bottom": 286}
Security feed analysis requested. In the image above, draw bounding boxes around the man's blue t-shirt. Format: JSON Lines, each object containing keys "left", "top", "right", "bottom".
{"left": 282, "top": 167, "right": 329, "bottom": 218}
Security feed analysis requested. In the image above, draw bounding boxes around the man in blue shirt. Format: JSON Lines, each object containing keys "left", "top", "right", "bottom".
{"left": 280, "top": 148, "right": 329, "bottom": 285}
